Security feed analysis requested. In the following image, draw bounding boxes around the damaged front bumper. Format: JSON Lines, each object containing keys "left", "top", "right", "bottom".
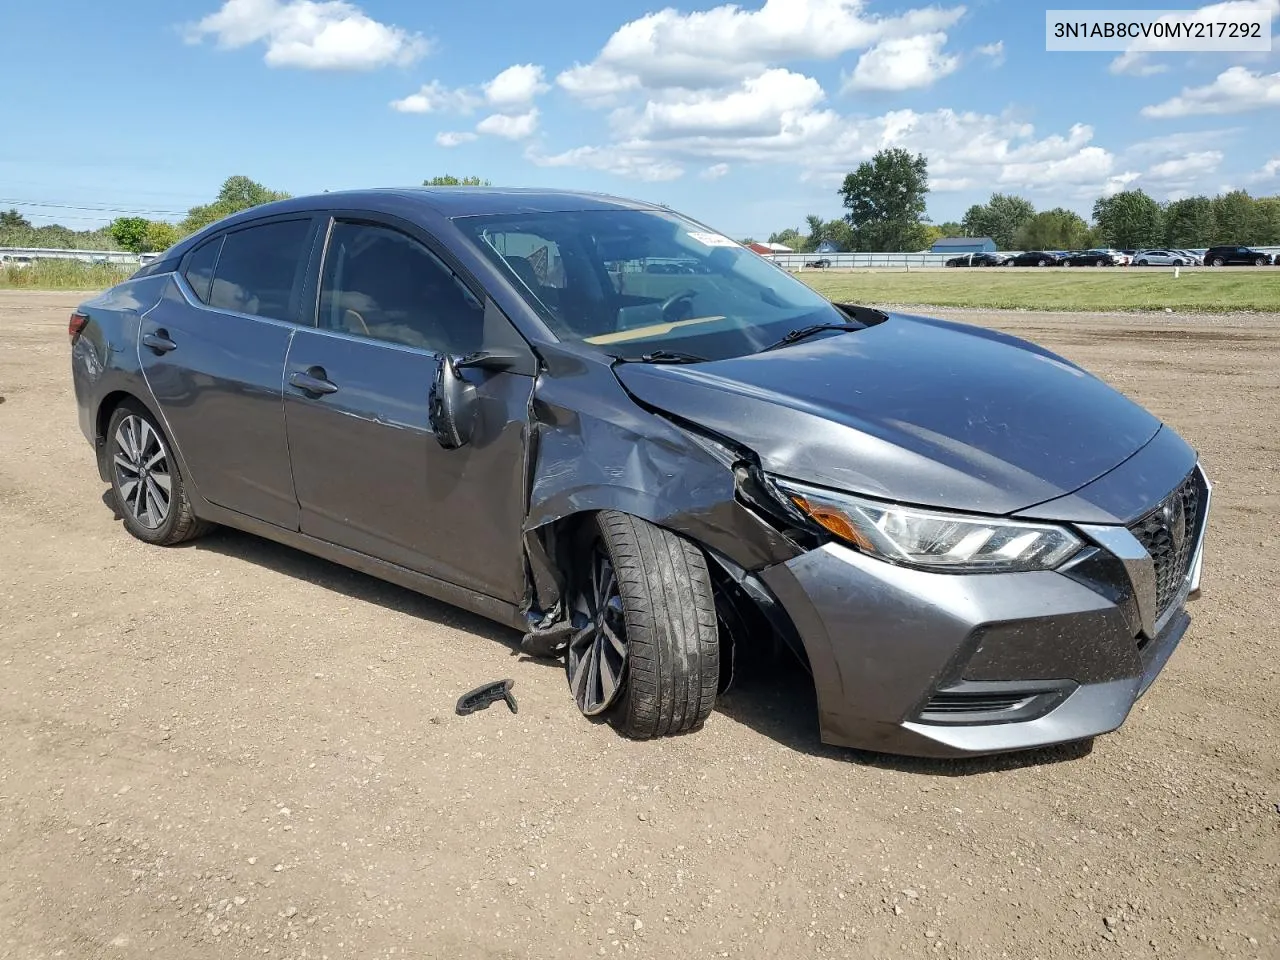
{"left": 759, "top": 457, "right": 1210, "bottom": 759}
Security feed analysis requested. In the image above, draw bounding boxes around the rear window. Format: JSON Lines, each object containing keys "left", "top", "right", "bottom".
{"left": 207, "top": 219, "right": 312, "bottom": 322}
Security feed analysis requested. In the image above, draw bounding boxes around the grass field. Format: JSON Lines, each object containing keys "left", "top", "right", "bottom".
{"left": 802, "top": 267, "right": 1280, "bottom": 312}
{"left": 5, "top": 258, "right": 1279, "bottom": 313}
{"left": 0, "top": 260, "right": 133, "bottom": 290}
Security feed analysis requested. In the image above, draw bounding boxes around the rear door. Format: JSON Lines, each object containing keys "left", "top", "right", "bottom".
{"left": 282, "top": 216, "right": 536, "bottom": 602}
{"left": 139, "top": 217, "right": 318, "bottom": 528}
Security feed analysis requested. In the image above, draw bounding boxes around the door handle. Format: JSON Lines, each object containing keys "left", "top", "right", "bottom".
{"left": 288, "top": 367, "right": 338, "bottom": 396}
{"left": 142, "top": 331, "right": 177, "bottom": 354}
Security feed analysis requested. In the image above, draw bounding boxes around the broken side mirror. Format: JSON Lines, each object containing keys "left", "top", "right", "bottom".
{"left": 428, "top": 354, "right": 478, "bottom": 449}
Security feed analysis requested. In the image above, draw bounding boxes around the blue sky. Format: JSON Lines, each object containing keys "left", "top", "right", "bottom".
{"left": 2, "top": 0, "right": 1278, "bottom": 238}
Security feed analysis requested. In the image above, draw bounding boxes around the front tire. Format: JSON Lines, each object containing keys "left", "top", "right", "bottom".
{"left": 106, "top": 401, "right": 209, "bottom": 546}
{"left": 566, "top": 512, "right": 719, "bottom": 739}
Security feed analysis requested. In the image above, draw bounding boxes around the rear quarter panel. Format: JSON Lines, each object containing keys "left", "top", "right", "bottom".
{"left": 71, "top": 274, "right": 174, "bottom": 474}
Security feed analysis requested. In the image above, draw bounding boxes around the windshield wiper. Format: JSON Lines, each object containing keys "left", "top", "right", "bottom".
{"left": 760, "top": 322, "right": 861, "bottom": 353}
{"left": 621, "top": 350, "right": 709, "bottom": 364}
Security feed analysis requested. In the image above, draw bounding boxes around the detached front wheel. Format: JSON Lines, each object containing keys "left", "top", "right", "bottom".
{"left": 567, "top": 511, "right": 719, "bottom": 738}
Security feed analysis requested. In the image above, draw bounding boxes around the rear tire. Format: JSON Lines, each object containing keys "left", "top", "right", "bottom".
{"left": 106, "top": 401, "right": 210, "bottom": 546}
{"left": 1212, "top": 257, "right": 1225, "bottom": 266}
{"left": 566, "top": 511, "right": 719, "bottom": 739}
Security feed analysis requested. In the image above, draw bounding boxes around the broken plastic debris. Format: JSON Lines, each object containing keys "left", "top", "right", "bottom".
{"left": 455, "top": 679, "right": 519, "bottom": 716}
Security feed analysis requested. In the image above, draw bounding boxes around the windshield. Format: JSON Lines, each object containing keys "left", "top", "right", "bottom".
{"left": 454, "top": 208, "right": 856, "bottom": 361}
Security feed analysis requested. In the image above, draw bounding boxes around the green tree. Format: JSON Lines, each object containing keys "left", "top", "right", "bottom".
{"left": 838, "top": 148, "right": 930, "bottom": 252}
{"left": 1014, "top": 208, "right": 1092, "bottom": 250}
{"left": 1163, "top": 196, "right": 1216, "bottom": 248}
{"left": 766, "top": 227, "right": 804, "bottom": 249}
{"left": 1, "top": 208, "right": 31, "bottom": 230}
{"left": 801, "top": 215, "right": 854, "bottom": 252}
{"left": 960, "top": 193, "right": 1035, "bottom": 250}
{"left": 142, "top": 221, "right": 181, "bottom": 253}
{"left": 108, "top": 216, "right": 151, "bottom": 253}
{"left": 1092, "top": 189, "right": 1164, "bottom": 249}
{"left": 1254, "top": 197, "right": 1280, "bottom": 245}
{"left": 933, "top": 221, "right": 964, "bottom": 237}
{"left": 1212, "top": 190, "right": 1260, "bottom": 244}
{"left": 424, "top": 174, "right": 491, "bottom": 186}
{"left": 180, "top": 175, "right": 291, "bottom": 235}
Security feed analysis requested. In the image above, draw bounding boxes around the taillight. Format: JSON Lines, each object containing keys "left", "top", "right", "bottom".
{"left": 69, "top": 312, "right": 89, "bottom": 344}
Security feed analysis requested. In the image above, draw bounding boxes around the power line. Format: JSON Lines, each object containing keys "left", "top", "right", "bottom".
{"left": 0, "top": 198, "right": 187, "bottom": 217}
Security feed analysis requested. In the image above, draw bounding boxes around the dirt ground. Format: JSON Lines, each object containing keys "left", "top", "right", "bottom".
{"left": 1, "top": 290, "right": 1276, "bottom": 960}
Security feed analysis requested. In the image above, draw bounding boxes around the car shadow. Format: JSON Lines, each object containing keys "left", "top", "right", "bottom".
{"left": 716, "top": 653, "right": 1094, "bottom": 775}
{"left": 100, "top": 491, "right": 1094, "bottom": 769}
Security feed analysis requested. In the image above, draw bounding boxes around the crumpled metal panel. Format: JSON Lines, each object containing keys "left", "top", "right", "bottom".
{"left": 520, "top": 344, "right": 799, "bottom": 612}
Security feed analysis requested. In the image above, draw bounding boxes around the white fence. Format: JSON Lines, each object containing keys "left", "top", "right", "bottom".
{"left": 771, "top": 252, "right": 956, "bottom": 269}
{"left": 0, "top": 246, "right": 141, "bottom": 265}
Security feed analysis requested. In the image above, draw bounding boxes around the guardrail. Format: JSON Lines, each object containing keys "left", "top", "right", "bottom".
{"left": 0, "top": 247, "right": 141, "bottom": 265}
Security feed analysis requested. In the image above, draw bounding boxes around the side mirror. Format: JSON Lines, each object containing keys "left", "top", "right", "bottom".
{"left": 428, "top": 355, "right": 478, "bottom": 449}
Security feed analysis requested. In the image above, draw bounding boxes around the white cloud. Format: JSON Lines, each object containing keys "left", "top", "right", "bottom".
{"left": 845, "top": 32, "right": 960, "bottom": 91}
{"left": 188, "top": 0, "right": 427, "bottom": 70}
{"left": 701, "top": 163, "right": 731, "bottom": 180}
{"left": 390, "top": 80, "right": 481, "bottom": 114}
{"left": 629, "top": 69, "right": 827, "bottom": 139}
{"left": 484, "top": 63, "right": 549, "bottom": 107}
{"left": 1101, "top": 172, "right": 1142, "bottom": 197}
{"left": 476, "top": 109, "right": 540, "bottom": 140}
{"left": 557, "top": 0, "right": 966, "bottom": 94}
{"left": 1142, "top": 66, "right": 1280, "bottom": 117}
{"left": 526, "top": 145, "right": 684, "bottom": 181}
{"left": 975, "top": 41, "right": 1004, "bottom": 66}
{"left": 1108, "top": 52, "right": 1168, "bottom": 77}
{"left": 1246, "top": 157, "right": 1280, "bottom": 181}
{"left": 435, "top": 131, "right": 478, "bottom": 148}
{"left": 1146, "top": 150, "right": 1224, "bottom": 180}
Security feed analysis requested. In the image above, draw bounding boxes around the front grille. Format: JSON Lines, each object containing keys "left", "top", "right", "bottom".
{"left": 1128, "top": 471, "right": 1203, "bottom": 622}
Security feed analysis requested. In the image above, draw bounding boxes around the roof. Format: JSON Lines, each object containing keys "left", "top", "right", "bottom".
{"left": 258, "top": 187, "right": 663, "bottom": 220}
{"left": 931, "top": 237, "right": 993, "bottom": 248}
{"left": 168, "top": 187, "right": 675, "bottom": 260}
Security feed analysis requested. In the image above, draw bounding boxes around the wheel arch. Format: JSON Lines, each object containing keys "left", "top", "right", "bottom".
{"left": 93, "top": 389, "right": 202, "bottom": 504}
{"left": 527, "top": 505, "right": 806, "bottom": 694}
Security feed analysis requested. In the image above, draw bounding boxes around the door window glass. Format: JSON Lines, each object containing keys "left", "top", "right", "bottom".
{"left": 181, "top": 236, "right": 222, "bottom": 304}
{"left": 318, "top": 222, "right": 483, "bottom": 353}
{"left": 208, "top": 219, "right": 312, "bottom": 322}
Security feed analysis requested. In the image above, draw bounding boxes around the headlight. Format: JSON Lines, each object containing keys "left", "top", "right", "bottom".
{"left": 770, "top": 477, "right": 1082, "bottom": 573}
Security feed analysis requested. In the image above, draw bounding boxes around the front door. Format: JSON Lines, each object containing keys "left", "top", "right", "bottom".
{"left": 139, "top": 217, "right": 316, "bottom": 529}
{"left": 283, "top": 219, "right": 535, "bottom": 603}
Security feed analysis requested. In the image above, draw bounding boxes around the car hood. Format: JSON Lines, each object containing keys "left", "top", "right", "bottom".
{"left": 613, "top": 313, "right": 1162, "bottom": 515}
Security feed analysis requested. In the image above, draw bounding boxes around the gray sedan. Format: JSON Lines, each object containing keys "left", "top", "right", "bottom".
{"left": 69, "top": 188, "right": 1210, "bottom": 757}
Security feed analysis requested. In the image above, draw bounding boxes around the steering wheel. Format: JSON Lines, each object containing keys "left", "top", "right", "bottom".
{"left": 660, "top": 288, "right": 698, "bottom": 322}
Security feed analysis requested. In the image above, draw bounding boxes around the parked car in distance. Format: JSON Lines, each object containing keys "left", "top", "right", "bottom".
{"left": 804, "top": 258, "right": 832, "bottom": 269}
{"left": 68, "top": 187, "right": 1212, "bottom": 759}
{"left": 944, "top": 252, "right": 1010, "bottom": 267}
{"left": 1008, "top": 250, "right": 1063, "bottom": 266}
{"left": 0, "top": 254, "right": 34, "bottom": 269}
{"left": 1061, "top": 249, "right": 1124, "bottom": 267}
{"left": 1203, "top": 245, "right": 1274, "bottom": 266}
{"left": 1131, "top": 250, "right": 1192, "bottom": 266}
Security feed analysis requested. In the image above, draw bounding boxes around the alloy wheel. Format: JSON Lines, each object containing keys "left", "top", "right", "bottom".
{"left": 566, "top": 544, "right": 628, "bottom": 716}
{"left": 112, "top": 414, "right": 172, "bottom": 530}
